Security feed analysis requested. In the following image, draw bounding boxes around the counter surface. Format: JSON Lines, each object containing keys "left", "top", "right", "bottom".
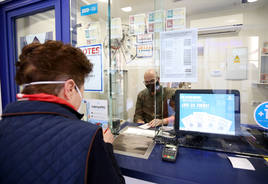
{"left": 115, "top": 131, "right": 268, "bottom": 184}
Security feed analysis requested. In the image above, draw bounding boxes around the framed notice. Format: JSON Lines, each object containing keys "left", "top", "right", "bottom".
{"left": 79, "top": 44, "right": 103, "bottom": 92}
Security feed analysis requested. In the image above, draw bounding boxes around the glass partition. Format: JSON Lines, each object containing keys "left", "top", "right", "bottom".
{"left": 71, "top": 0, "right": 268, "bottom": 157}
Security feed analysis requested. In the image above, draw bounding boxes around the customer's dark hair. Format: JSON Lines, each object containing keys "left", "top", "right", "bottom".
{"left": 15, "top": 40, "right": 93, "bottom": 95}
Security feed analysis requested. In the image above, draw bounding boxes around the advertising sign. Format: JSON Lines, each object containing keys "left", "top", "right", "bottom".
{"left": 79, "top": 44, "right": 103, "bottom": 92}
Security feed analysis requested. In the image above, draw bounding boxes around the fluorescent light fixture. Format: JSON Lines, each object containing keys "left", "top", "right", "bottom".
{"left": 248, "top": 0, "right": 258, "bottom": 2}
{"left": 121, "top": 6, "right": 132, "bottom": 12}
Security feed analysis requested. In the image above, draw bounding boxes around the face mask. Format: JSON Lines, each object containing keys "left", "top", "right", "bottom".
{"left": 22, "top": 81, "right": 66, "bottom": 88}
{"left": 145, "top": 81, "right": 160, "bottom": 93}
{"left": 75, "top": 85, "right": 86, "bottom": 112}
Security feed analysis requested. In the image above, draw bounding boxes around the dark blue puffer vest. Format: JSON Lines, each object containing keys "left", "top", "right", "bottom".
{"left": 0, "top": 100, "right": 100, "bottom": 184}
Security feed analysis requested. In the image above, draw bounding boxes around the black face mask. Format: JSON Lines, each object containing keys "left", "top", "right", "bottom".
{"left": 146, "top": 81, "right": 160, "bottom": 93}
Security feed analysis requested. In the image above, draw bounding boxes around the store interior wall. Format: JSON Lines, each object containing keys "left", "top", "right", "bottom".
{"left": 15, "top": 1, "right": 268, "bottom": 125}
{"left": 188, "top": 3, "right": 268, "bottom": 124}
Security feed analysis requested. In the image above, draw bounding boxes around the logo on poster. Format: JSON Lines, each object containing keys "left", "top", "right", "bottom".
{"left": 81, "top": 46, "right": 100, "bottom": 55}
{"left": 254, "top": 102, "right": 268, "bottom": 129}
{"left": 80, "top": 3, "right": 98, "bottom": 16}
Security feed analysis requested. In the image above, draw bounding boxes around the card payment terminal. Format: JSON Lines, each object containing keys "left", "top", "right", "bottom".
{"left": 162, "top": 144, "right": 178, "bottom": 162}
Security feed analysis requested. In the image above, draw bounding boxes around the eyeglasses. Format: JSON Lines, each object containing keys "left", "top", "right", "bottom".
{"left": 143, "top": 79, "right": 156, "bottom": 85}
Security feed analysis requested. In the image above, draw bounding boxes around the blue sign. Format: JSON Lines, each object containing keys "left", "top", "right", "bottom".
{"left": 254, "top": 101, "right": 268, "bottom": 129}
{"left": 80, "top": 3, "right": 98, "bottom": 16}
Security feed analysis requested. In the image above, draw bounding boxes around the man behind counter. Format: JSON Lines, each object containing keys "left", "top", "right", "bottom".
{"left": 133, "top": 69, "right": 176, "bottom": 127}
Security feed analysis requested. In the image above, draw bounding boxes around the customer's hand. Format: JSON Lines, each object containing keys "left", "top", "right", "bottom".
{"left": 103, "top": 128, "right": 114, "bottom": 143}
{"left": 148, "top": 119, "right": 164, "bottom": 127}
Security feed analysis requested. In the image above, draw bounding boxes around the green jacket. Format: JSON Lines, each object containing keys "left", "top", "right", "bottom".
{"left": 134, "top": 86, "right": 176, "bottom": 123}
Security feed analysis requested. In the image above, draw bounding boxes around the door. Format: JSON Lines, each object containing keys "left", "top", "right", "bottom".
{"left": 0, "top": 0, "right": 70, "bottom": 110}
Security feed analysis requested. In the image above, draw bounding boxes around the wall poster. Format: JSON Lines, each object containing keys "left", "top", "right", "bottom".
{"left": 160, "top": 29, "right": 198, "bottom": 82}
{"left": 85, "top": 99, "right": 108, "bottom": 130}
{"left": 225, "top": 47, "right": 248, "bottom": 80}
{"left": 148, "top": 10, "right": 165, "bottom": 33}
{"left": 166, "top": 7, "right": 186, "bottom": 31}
{"left": 79, "top": 44, "right": 103, "bottom": 92}
{"left": 129, "top": 14, "right": 146, "bottom": 35}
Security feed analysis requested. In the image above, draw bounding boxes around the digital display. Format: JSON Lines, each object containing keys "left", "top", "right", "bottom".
{"left": 179, "top": 93, "right": 235, "bottom": 135}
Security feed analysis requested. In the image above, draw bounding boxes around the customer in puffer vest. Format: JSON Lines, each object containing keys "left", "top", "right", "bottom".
{"left": 0, "top": 40, "right": 125, "bottom": 184}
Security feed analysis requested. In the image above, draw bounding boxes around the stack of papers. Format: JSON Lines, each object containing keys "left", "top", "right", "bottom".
{"left": 123, "top": 127, "right": 155, "bottom": 137}
{"left": 139, "top": 123, "right": 151, "bottom": 129}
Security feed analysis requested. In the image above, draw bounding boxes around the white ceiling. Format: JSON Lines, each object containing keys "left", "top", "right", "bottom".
{"left": 110, "top": 0, "right": 268, "bottom": 18}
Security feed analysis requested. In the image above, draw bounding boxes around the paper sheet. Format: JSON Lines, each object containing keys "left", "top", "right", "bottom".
{"left": 79, "top": 44, "right": 103, "bottom": 92}
{"left": 160, "top": 29, "right": 198, "bottom": 82}
{"left": 139, "top": 123, "right": 151, "bottom": 129}
{"left": 123, "top": 127, "right": 155, "bottom": 137}
{"left": 228, "top": 156, "right": 255, "bottom": 171}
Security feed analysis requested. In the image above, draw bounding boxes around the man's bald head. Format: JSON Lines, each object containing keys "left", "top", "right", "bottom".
{"left": 144, "top": 69, "right": 158, "bottom": 82}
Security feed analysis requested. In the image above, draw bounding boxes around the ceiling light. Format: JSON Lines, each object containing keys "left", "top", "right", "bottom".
{"left": 121, "top": 6, "right": 132, "bottom": 12}
{"left": 242, "top": 0, "right": 258, "bottom": 3}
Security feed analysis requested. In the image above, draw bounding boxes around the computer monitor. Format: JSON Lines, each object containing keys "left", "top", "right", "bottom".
{"left": 174, "top": 89, "right": 240, "bottom": 136}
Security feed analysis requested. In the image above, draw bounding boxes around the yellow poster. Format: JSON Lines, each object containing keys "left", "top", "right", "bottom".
{"left": 234, "top": 55, "right": 240, "bottom": 63}
{"left": 226, "top": 47, "right": 248, "bottom": 80}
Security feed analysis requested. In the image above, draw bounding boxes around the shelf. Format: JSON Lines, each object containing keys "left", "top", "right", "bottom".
{"left": 252, "top": 82, "right": 268, "bottom": 86}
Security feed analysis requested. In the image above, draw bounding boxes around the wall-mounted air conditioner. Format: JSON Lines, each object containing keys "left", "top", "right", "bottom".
{"left": 198, "top": 24, "right": 243, "bottom": 36}
{"left": 190, "top": 14, "right": 243, "bottom": 36}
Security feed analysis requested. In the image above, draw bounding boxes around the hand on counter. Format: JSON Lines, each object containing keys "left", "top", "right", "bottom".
{"left": 148, "top": 119, "right": 167, "bottom": 127}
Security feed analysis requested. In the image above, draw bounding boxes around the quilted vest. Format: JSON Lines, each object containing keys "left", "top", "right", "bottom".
{"left": 0, "top": 100, "right": 100, "bottom": 184}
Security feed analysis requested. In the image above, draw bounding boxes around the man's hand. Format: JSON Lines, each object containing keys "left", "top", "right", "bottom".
{"left": 137, "top": 120, "right": 145, "bottom": 124}
{"left": 148, "top": 119, "right": 167, "bottom": 127}
{"left": 103, "top": 128, "right": 114, "bottom": 143}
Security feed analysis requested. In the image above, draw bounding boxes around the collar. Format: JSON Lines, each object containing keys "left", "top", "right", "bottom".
{"left": 17, "top": 93, "right": 77, "bottom": 111}
{"left": 16, "top": 93, "right": 84, "bottom": 119}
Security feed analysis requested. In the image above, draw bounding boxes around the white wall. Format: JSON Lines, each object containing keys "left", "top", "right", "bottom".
{"left": 188, "top": 4, "right": 268, "bottom": 124}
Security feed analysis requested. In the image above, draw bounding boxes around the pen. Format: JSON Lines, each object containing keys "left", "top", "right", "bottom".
{"left": 104, "top": 127, "right": 109, "bottom": 134}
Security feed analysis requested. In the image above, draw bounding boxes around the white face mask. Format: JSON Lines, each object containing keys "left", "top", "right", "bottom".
{"left": 22, "top": 81, "right": 85, "bottom": 111}
{"left": 74, "top": 85, "right": 86, "bottom": 112}
{"left": 22, "top": 81, "right": 66, "bottom": 88}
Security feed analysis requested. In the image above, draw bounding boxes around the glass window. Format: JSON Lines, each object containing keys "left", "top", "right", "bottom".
{"left": 15, "top": 9, "right": 56, "bottom": 93}
{"left": 71, "top": 0, "right": 268, "bottom": 157}
{"left": 15, "top": 9, "right": 55, "bottom": 56}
